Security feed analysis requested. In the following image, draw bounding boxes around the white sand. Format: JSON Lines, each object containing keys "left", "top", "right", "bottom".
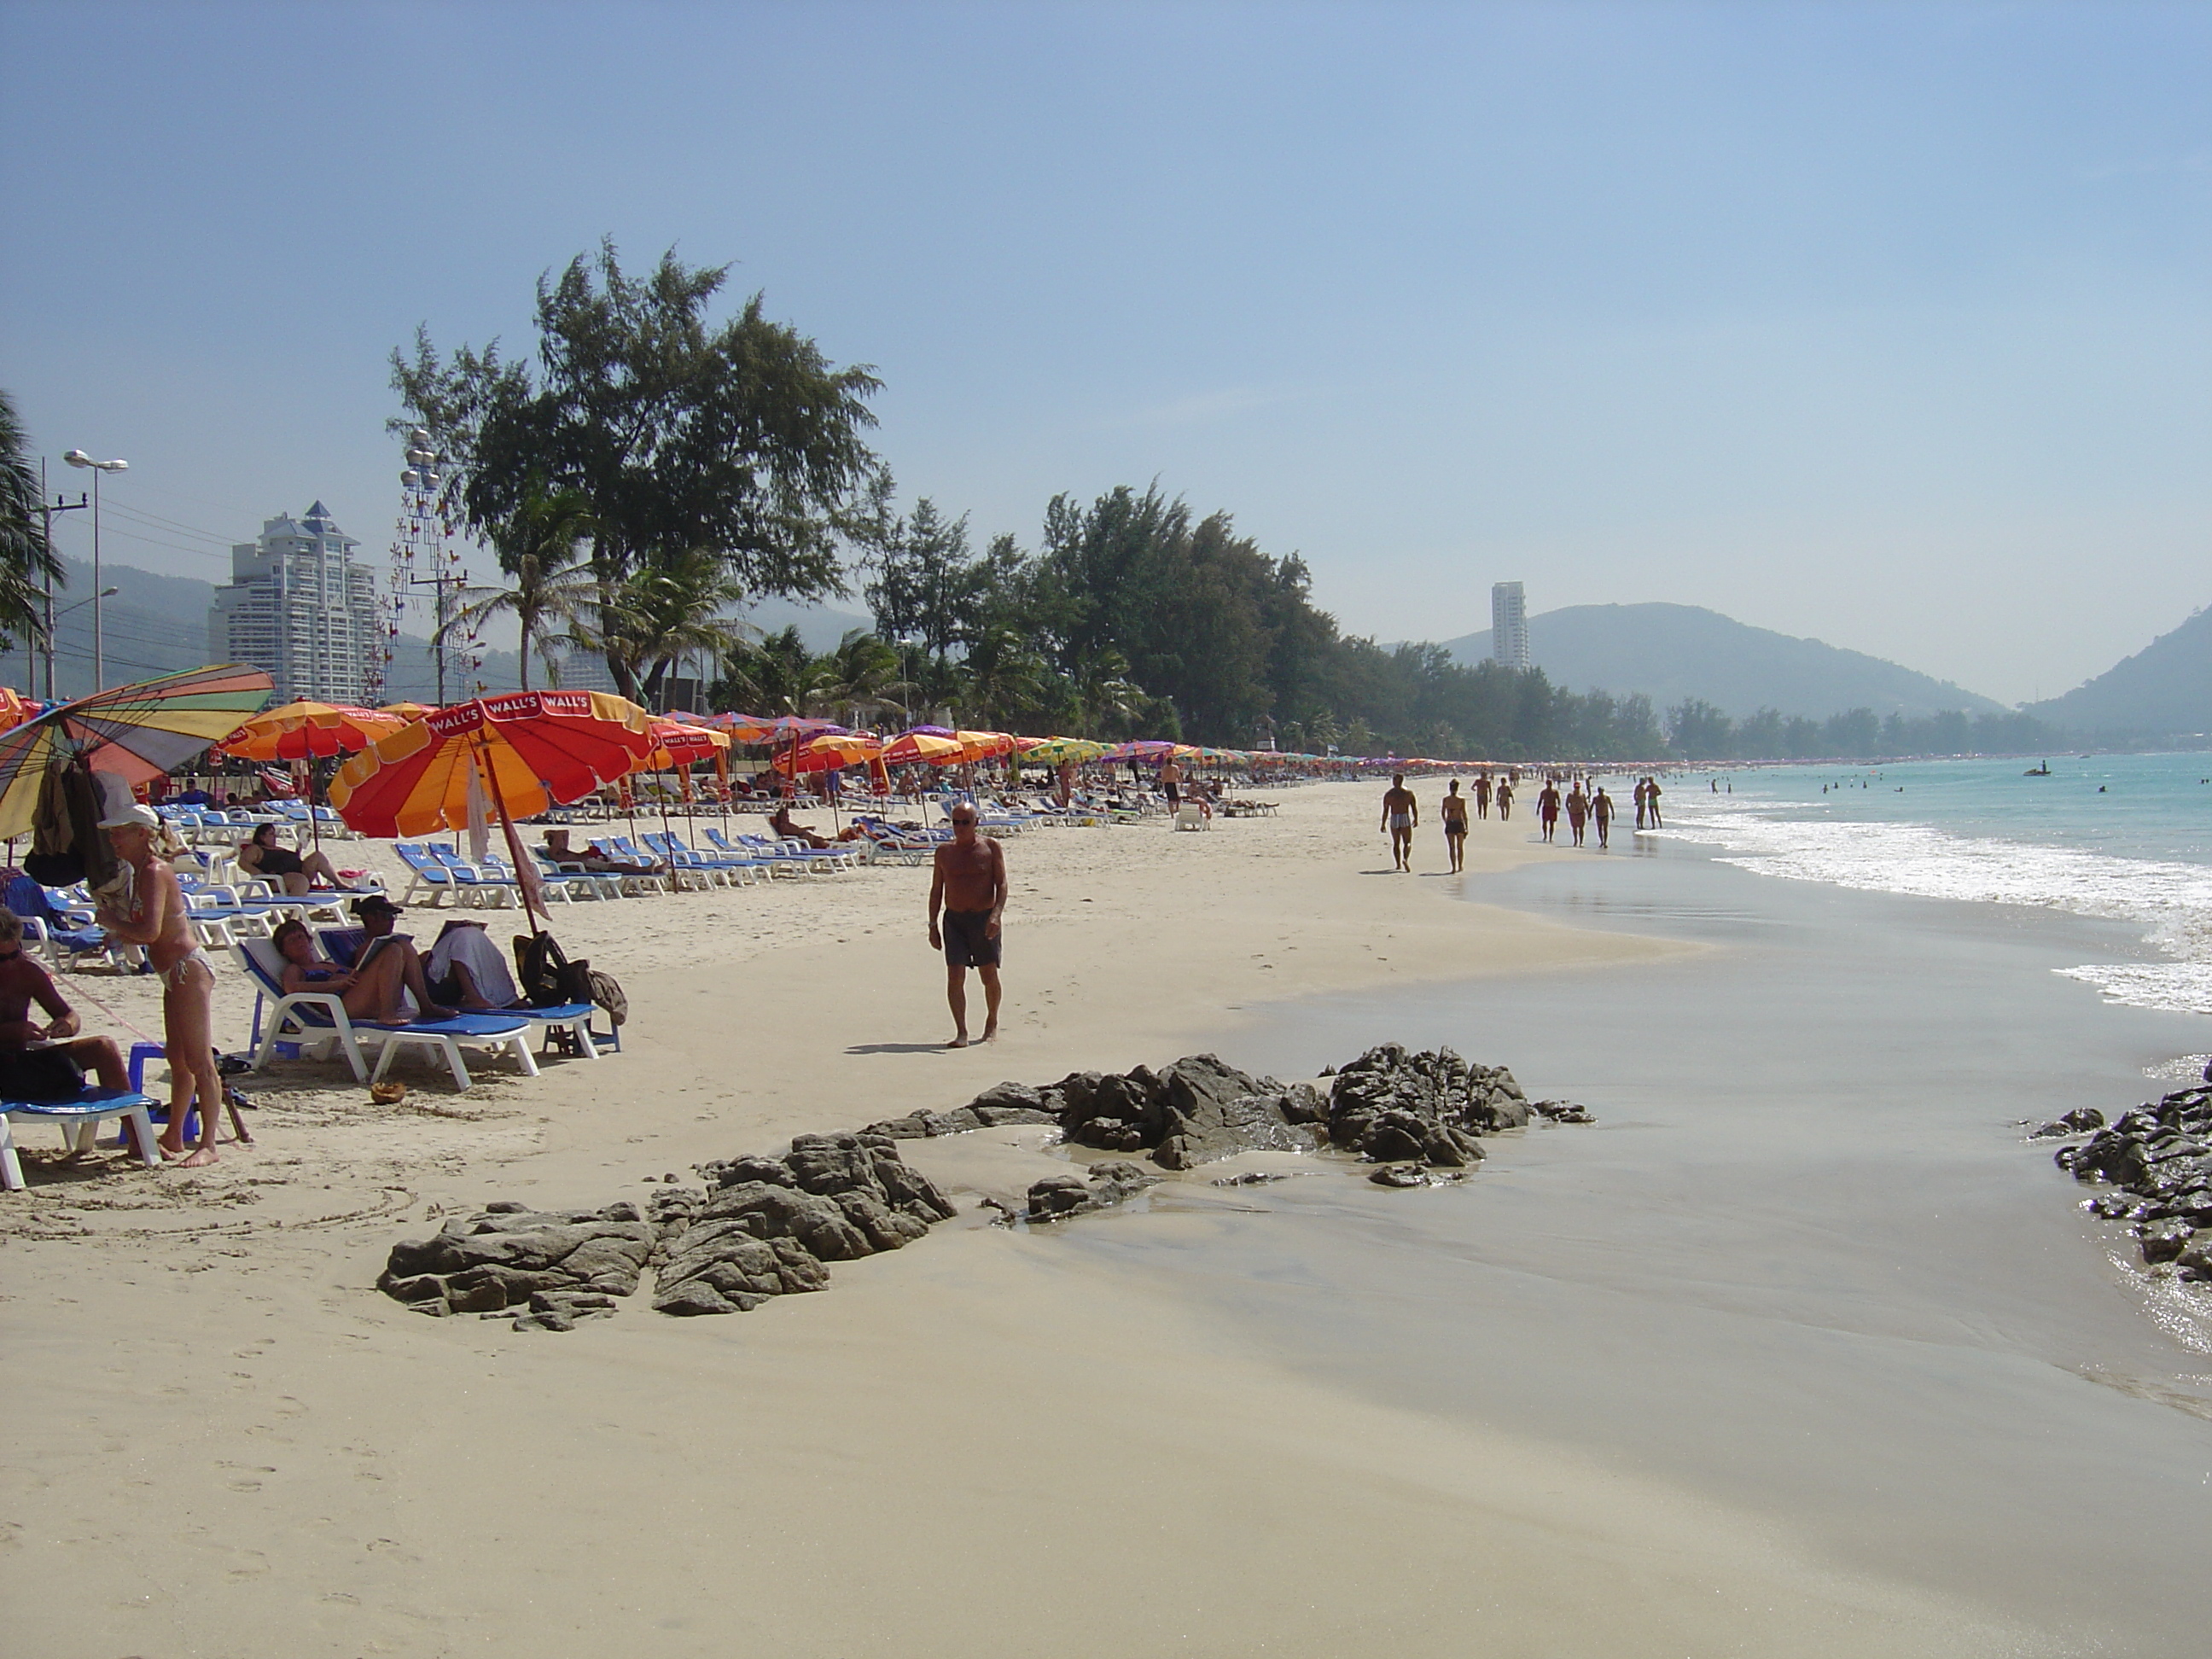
{"left": 0, "top": 784, "right": 2047, "bottom": 1654}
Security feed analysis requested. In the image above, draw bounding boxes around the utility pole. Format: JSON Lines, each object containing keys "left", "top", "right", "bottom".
{"left": 407, "top": 569, "right": 467, "bottom": 704}
{"left": 35, "top": 458, "right": 88, "bottom": 701}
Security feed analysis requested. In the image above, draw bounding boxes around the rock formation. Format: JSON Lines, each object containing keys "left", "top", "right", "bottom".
{"left": 2045, "top": 1084, "right": 2212, "bottom": 1273}
{"left": 377, "top": 1045, "right": 1593, "bottom": 1329}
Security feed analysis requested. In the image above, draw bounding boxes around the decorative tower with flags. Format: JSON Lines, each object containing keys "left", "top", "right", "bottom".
{"left": 380, "top": 428, "right": 484, "bottom": 703}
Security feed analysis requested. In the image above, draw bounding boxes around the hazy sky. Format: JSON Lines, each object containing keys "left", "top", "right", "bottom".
{"left": 3, "top": 1, "right": 2205, "bottom": 704}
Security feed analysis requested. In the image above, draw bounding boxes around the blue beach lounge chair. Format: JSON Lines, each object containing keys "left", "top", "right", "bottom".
{"left": 1, "top": 1086, "right": 162, "bottom": 1190}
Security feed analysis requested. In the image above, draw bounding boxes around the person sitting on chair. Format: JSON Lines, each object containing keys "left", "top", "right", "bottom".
{"left": 426, "top": 917, "right": 526, "bottom": 1010}
{"left": 766, "top": 804, "right": 864, "bottom": 847}
{"left": 237, "top": 823, "right": 355, "bottom": 895}
{"left": 0, "top": 907, "right": 131, "bottom": 1095}
{"left": 272, "top": 902, "right": 455, "bottom": 1025}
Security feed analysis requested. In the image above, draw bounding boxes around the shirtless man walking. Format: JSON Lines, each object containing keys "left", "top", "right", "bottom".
{"left": 96, "top": 804, "right": 225, "bottom": 1166}
{"left": 928, "top": 803, "right": 1007, "bottom": 1047}
{"left": 1380, "top": 775, "right": 1418, "bottom": 871}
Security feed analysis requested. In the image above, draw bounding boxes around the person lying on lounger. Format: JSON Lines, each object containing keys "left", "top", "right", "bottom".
{"left": 237, "top": 823, "right": 359, "bottom": 895}
{"left": 537, "top": 828, "right": 664, "bottom": 878}
{"left": 272, "top": 905, "right": 455, "bottom": 1025}
{"left": 765, "top": 805, "right": 864, "bottom": 847}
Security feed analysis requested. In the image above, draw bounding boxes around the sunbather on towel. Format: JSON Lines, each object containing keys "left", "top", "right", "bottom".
{"left": 0, "top": 906, "right": 131, "bottom": 1095}
{"left": 426, "top": 918, "right": 524, "bottom": 1010}
{"left": 273, "top": 904, "right": 455, "bottom": 1025}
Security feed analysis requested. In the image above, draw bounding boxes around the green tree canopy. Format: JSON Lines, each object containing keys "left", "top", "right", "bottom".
{"left": 393, "top": 242, "right": 882, "bottom": 697}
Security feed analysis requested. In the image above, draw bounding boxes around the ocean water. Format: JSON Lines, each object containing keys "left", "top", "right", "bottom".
{"left": 1653, "top": 751, "right": 2212, "bottom": 1017}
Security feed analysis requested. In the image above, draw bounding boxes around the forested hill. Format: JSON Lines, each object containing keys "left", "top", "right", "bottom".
{"left": 2027, "top": 605, "right": 2212, "bottom": 742}
{"left": 1439, "top": 602, "right": 2004, "bottom": 721}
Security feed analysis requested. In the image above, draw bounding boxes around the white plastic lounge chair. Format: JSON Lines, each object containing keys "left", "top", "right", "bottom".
{"left": 234, "top": 937, "right": 538, "bottom": 1091}
{"left": 1, "top": 1087, "right": 161, "bottom": 1190}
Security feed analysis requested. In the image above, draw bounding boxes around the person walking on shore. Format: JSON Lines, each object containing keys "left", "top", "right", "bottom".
{"left": 95, "top": 804, "right": 224, "bottom": 1166}
{"left": 928, "top": 803, "right": 1007, "bottom": 1047}
{"left": 1496, "top": 777, "right": 1513, "bottom": 822}
{"left": 1474, "top": 773, "right": 1492, "bottom": 820}
{"left": 1565, "top": 781, "right": 1589, "bottom": 847}
{"left": 1592, "top": 785, "right": 1614, "bottom": 849}
{"left": 1535, "top": 777, "right": 1561, "bottom": 844}
{"left": 1380, "top": 775, "right": 1418, "bottom": 871}
{"left": 1633, "top": 778, "right": 1648, "bottom": 830}
{"left": 1159, "top": 754, "right": 1183, "bottom": 811}
{"left": 1644, "top": 777, "right": 1663, "bottom": 829}
{"left": 1441, "top": 779, "right": 1469, "bottom": 873}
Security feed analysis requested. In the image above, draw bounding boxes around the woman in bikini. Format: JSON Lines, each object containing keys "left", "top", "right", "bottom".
{"left": 97, "top": 805, "right": 227, "bottom": 1166}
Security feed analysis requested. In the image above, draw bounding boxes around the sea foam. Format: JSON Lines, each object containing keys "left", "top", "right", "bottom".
{"left": 1656, "top": 801, "right": 2212, "bottom": 1017}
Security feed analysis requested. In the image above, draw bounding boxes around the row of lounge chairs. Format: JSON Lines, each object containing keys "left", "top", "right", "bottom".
{"left": 390, "top": 829, "right": 866, "bottom": 908}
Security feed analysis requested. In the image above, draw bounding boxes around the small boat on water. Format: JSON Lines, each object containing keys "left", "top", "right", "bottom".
{"left": 2024, "top": 761, "right": 2052, "bottom": 776}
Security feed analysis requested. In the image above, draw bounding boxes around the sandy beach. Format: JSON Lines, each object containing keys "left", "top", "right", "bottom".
{"left": 0, "top": 783, "right": 2088, "bottom": 1655}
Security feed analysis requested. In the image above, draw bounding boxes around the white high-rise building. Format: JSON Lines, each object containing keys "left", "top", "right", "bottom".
{"left": 1491, "top": 580, "right": 1529, "bottom": 670}
{"left": 209, "top": 504, "right": 380, "bottom": 704}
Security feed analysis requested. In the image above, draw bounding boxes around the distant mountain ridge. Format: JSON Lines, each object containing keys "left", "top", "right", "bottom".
{"left": 2026, "top": 605, "right": 2212, "bottom": 742}
{"left": 1438, "top": 602, "right": 2005, "bottom": 721}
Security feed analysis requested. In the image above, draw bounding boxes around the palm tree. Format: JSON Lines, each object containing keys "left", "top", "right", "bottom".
{"left": 712, "top": 624, "right": 812, "bottom": 714}
{"left": 801, "top": 630, "right": 913, "bottom": 727}
{"left": 583, "top": 547, "right": 749, "bottom": 707}
{"left": 0, "top": 388, "right": 64, "bottom": 653}
{"left": 436, "top": 485, "right": 598, "bottom": 690}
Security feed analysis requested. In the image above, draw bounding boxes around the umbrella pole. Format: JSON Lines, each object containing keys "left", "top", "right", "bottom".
{"left": 474, "top": 742, "right": 550, "bottom": 934}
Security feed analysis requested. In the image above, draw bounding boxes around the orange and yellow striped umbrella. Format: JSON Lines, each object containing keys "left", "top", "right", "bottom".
{"left": 217, "top": 700, "right": 410, "bottom": 761}
{"left": 329, "top": 690, "right": 656, "bottom": 838}
{"left": 376, "top": 701, "right": 438, "bottom": 721}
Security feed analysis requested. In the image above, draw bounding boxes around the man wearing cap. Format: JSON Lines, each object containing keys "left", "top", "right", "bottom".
{"left": 346, "top": 894, "right": 453, "bottom": 1020}
{"left": 927, "top": 803, "right": 1006, "bottom": 1047}
{"left": 95, "top": 803, "right": 226, "bottom": 1166}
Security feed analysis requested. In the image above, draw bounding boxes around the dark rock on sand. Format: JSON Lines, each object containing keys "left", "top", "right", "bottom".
{"left": 2029, "top": 1107, "right": 2106, "bottom": 1139}
{"left": 379, "top": 1202, "right": 655, "bottom": 1316}
{"left": 1370, "top": 1162, "right": 1470, "bottom": 1189}
{"left": 1530, "top": 1100, "right": 1597, "bottom": 1125}
{"left": 1027, "top": 1160, "right": 1159, "bottom": 1221}
{"left": 1328, "top": 1045, "right": 1530, "bottom": 1161}
{"left": 2048, "top": 1085, "right": 2212, "bottom": 1272}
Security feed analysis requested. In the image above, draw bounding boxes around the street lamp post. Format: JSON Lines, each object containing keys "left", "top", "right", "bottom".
{"left": 63, "top": 449, "right": 128, "bottom": 690}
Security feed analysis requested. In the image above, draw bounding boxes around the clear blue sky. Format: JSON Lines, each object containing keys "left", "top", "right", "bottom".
{"left": 3, "top": 0, "right": 2205, "bottom": 704}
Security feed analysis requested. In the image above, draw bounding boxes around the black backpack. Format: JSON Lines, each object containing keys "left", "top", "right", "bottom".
{"left": 512, "top": 931, "right": 626, "bottom": 1026}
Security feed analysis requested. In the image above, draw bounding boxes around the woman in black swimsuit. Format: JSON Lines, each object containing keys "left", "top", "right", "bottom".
{"left": 237, "top": 822, "right": 352, "bottom": 895}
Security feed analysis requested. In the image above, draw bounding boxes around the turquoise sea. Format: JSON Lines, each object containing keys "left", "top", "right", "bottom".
{"left": 1657, "top": 750, "right": 2212, "bottom": 1017}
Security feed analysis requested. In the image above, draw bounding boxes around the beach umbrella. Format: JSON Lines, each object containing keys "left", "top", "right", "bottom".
{"left": 376, "top": 701, "right": 439, "bottom": 721}
{"left": 638, "top": 717, "right": 731, "bottom": 772}
{"left": 0, "top": 687, "right": 32, "bottom": 731}
{"left": 771, "top": 731, "right": 882, "bottom": 775}
{"left": 1021, "top": 736, "right": 1108, "bottom": 765}
{"left": 0, "top": 663, "right": 275, "bottom": 840}
{"left": 952, "top": 730, "right": 1016, "bottom": 760}
{"left": 328, "top": 690, "right": 657, "bottom": 840}
{"left": 1100, "top": 739, "right": 1179, "bottom": 762}
{"left": 217, "top": 700, "right": 410, "bottom": 761}
{"left": 882, "top": 729, "right": 964, "bottom": 765}
{"left": 700, "top": 711, "right": 780, "bottom": 743}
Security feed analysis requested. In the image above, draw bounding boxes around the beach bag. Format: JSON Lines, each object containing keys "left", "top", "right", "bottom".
{"left": 513, "top": 930, "right": 625, "bottom": 1025}
{"left": 0, "top": 1044, "right": 86, "bottom": 1103}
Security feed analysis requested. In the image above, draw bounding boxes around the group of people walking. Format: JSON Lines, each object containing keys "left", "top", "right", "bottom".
{"left": 1378, "top": 771, "right": 1669, "bottom": 869}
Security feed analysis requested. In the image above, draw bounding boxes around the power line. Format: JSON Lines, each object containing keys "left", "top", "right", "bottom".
{"left": 99, "top": 500, "right": 236, "bottom": 545}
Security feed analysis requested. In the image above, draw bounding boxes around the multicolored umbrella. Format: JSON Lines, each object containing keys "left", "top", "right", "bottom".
{"left": 952, "top": 730, "right": 1016, "bottom": 761}
{"left": 882, "top": 729, "right": 965, "bottom": 765}
{"left": 0, "top": 663, "right": 274, "bottom": 840}
{"left": 376, "top": 701, "right": 439, "bottom": 721}
{"left": 0, "top": 687, "right": 33, "bottom": 731}
{"left": 329, "top": 690, "right": 657, "bottom": 839}
{"left": 217, "top": 700, "right": 410, "bottom": 761}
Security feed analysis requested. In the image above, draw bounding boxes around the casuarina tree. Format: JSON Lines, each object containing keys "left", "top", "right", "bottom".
{"left": 393, "top": 242, "right": 882, "bottom": 698}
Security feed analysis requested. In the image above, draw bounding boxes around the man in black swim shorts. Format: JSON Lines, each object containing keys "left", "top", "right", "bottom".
{"left": 927, "top": 803, "right": 1008, "bottom": 1047}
